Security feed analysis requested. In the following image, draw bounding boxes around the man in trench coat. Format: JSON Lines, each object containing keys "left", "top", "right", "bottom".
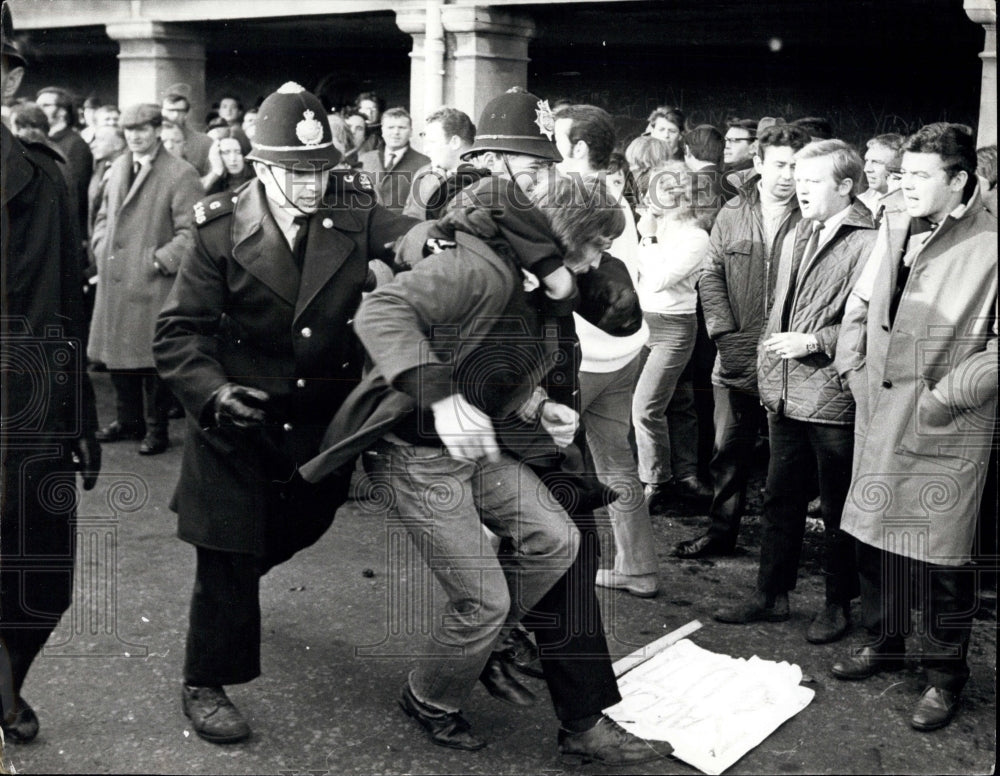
{"left": 88, "top": 102, "right": 203, "bottom": 454}
{"left": 153, "top": 82, "right": 415, "bottom": 744}
{"left": 831, "top": 122, "right": 997, "bottom": 732}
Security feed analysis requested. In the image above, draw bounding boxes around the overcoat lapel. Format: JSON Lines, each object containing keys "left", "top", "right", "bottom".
{"left": 294, "top": 208, "right": 362, "bottom": 321}
{"left": 231, "top": 185, "right": 301, "bottom": 306}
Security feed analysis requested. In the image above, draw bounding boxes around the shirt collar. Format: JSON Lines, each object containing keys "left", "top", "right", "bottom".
{"left": 816, "top": 202, "right": 854, "bottom": 234}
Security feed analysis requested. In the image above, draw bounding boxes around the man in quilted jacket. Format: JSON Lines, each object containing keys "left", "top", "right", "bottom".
{"left": 674, "top": 124, "right": 809, "bottom": 559}
{"left": 714, "top": 140, "right": 877, "bottom": 645}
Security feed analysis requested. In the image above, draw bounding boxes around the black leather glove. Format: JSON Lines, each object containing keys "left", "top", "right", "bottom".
{"left": 213, "top": 383, "right": 270, "bottom": 428}
{"left": 72, "top": 434, "right": 101, "bottom": 491}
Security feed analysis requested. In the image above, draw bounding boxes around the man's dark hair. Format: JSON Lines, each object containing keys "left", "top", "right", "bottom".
{"left": 647, "top": 106, "right": 686, "bottom": 132}
{"left": 725, "top": 118, "right": 758, "bottom": 138}
{"left": 36, "top": 85, "right": 77, "bottom": 125}
{"left": 10, "top": 101, "right": 49, "bottom": 134}
{"left": 355, "top": 90, "right": 384, "bottom": 111}
{"left": 683, "top": 124, "right": 724, "bottom": 166}
{"left": 792, "top": 116, "right": 833, "bottom": 140}
{"left": 555, "top": 104, "right": 616, "bottom": 170}
{"left": 163, "top": 93, "right": 191, "bottom": 112}
{"left": 904, "top": 122, "right": 978, "bottom": 198}
{"left": 382, "top": 106, "right": 412, "bottom": 124}
{"left": 425, "top": 107, "right": 475, "bottom": 146}
{"left": 756, "top": 124, "right": 811, "bottom": 161}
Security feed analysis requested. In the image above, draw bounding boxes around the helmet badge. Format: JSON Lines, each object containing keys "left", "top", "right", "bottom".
{"left": 296, "top": 109, "right": 325, "bottom": 146}
{"left": 534, "top": 99, "right": 555, "bottom": 141}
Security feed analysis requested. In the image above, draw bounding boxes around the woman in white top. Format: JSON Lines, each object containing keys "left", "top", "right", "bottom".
{"left": 631, "top": 161, "right": 711, "bottom": 514}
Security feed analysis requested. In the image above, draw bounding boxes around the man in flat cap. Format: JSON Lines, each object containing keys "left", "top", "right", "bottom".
{"left": 153, "top": 82, "right": 416, "bottom": 743}
{"left": 87, "top": 102, "right": 203, "bottom": 455}
{"left": 1, "top": 0, "right": 101, "bottom": 744}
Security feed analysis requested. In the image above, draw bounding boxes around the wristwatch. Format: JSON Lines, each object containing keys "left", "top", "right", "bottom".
{"left": 805, "top": 336, "right": 821, "bottom": 355}
{"left": 640, "top": 235, "right": 658, "bottom": 246}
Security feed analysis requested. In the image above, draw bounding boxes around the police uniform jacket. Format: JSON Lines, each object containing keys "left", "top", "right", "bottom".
{"left": 153, "top": 175, "right": 415, "bottom": 555}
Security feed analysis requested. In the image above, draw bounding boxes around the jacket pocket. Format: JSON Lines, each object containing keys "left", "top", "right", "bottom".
{"left": 895, "top": 380, "right": 976, "bottom": 472}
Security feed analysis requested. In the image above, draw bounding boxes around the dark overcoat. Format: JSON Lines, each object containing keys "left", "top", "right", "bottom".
{"left": 153, "top": 176, "right": 415, "bottom": 556}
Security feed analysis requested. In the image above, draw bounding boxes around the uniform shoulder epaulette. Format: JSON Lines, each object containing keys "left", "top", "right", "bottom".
{"left": 331, "top": 169, "right": 376, "bottom": 194}
{"left": 194, "top": 191, "right": 238, "bottom": 226}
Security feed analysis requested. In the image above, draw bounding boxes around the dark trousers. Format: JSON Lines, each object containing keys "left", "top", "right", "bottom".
{"left": 0, "top": 446, "right": 76, "bottom": 702}
{"left": 706, "top": 386, "right": 766, "bottom": 546}
{"left": 109, "top": 368, "right": 171, "bottom": 436}
{"left": 518, "top": 511, "right": 622, "bottom": 723}
{"left": 758, "top": 414, "right": 858, "bottom": 605}
{"left": 856, "top": 541, "right": 975, "bottom": 694}
{"left": 183, "top": 473, "right": 348, "bottom": 686}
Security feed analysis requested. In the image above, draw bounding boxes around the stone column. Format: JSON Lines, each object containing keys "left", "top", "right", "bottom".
{"left": 441, "top": 6, "right": 535, "bottom": 124}
{"left": 397, "top": 4, "right": 535, "bottom": 140}
{"left": 965, "top": 0, "right": 997, "bottom": 146}
{"left": 105, "top": 21, "right": 207, "bottom": 130}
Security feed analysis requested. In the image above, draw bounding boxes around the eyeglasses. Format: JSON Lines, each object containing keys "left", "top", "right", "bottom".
{"left": 724, "top": 136, "right": 753, "bottom": 144}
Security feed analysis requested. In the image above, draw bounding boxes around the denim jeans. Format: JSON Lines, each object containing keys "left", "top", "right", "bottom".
{"left": 757, "top": 413, "right": 858, "bottom": 605}
{"left": 370, "top": 441, "right": 579, "bottom": 712}
{"left": 632, "top": 312, "right": 697, "bottom": 485}
{"left": 705, "top": 386, "right": 767, "bottom": 546}
{"left": 579, "top": 355, "right": 657, "bottom": 575}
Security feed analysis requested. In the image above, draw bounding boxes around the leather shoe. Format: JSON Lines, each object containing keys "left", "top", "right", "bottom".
{"left": 911, "top": 686, "right": 959, "bottom": 731}
{"left": 181, "top": 684, "right": 250, "bottom": 744}
{"left": 139, "top": 434, "right": 170, "bottom": 455}
{"left": 479, "top": 653, "right": 536, "bottom": 706}
{"left": 831, "top": 645, "right": 903, "bottom": 681}
{"left": 806, "top": 603, "right": 850, "bottom": 644}
{"left": 497, "top": 626, "right": 543, "bottom": 679}
{"left": 671, "top": 475, "right": 713, "bottom": 502}
{"left": 1, "top": 697, "right": 40, "bottom": 743}
{"left": 714, "top": 592, "right": 790, "bottom": 624}
{"left": 594, "top": 569, "right": 659, "bottom": 598}
{"left": 558, "top": 715, "right": 671, "bottom": 765}
{"left": 138, "top": 433, "right": 169, "bottom": 455}
{"left": 398, "top": 682, "right": 486, "bottom": 751}
{"left": 673, "top": 533, "right": 735, "bottom": 559}
{"left": 95, "top": 421, "right": 144, "bottom": 443}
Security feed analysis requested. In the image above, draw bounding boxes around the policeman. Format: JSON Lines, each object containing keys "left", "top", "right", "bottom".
{"left": 153, "top": 82, "right": 416, "bottom": 744}
{"left": 2, "top": 0, "right": 101, "bottom": 744}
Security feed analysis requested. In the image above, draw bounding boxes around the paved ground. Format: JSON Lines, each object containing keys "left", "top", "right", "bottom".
{"left": 3, "top": 372, "right": 996, "bottom": 775}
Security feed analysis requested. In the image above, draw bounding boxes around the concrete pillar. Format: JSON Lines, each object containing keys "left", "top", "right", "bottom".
{"left": 105, "top": 21, "right": 207, "bottom": 130}
{"left": 965, "top": 0, "right": 997, "bottom": 146}
{"left": 396, "top": 4, "right": 535, "bottom": 142}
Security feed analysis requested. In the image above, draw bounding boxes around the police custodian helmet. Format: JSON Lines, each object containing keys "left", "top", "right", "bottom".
{"left": 245, "top": 81, "right": 342, "bottom": 170}
{"left": 2, "top": 0, "right": 26, "bottom": 69}
{"left": 461, "top": 87, "right": 562, "bottom": 163}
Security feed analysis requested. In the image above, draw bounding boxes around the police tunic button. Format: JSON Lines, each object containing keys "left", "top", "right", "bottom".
{"left": 322, "top": 218, "right": 333, "bottom": 229}
{"left": 283, "top": 423, "right": 293, "bottom": 432}
{"left": 301, "top": 327, "right": 313, "bottom": 338}
{"left": 296, "top": 379, "right": 306, "bottom": 388}
{"left": 346, "top": 318, "right": 353, "bottom": 326}
{"left": 341, "top": 362, "right": 350, "bottom": 369}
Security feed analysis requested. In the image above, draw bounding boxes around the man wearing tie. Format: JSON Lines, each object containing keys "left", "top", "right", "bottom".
{"left": 360, "top": 106, "right": 429, "bottom": 213}
{"left": 714, "top": 140, "right": 877, "bottom": 644}
{"left": 88, "top": 103, "right": 202, "bottom": 455}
